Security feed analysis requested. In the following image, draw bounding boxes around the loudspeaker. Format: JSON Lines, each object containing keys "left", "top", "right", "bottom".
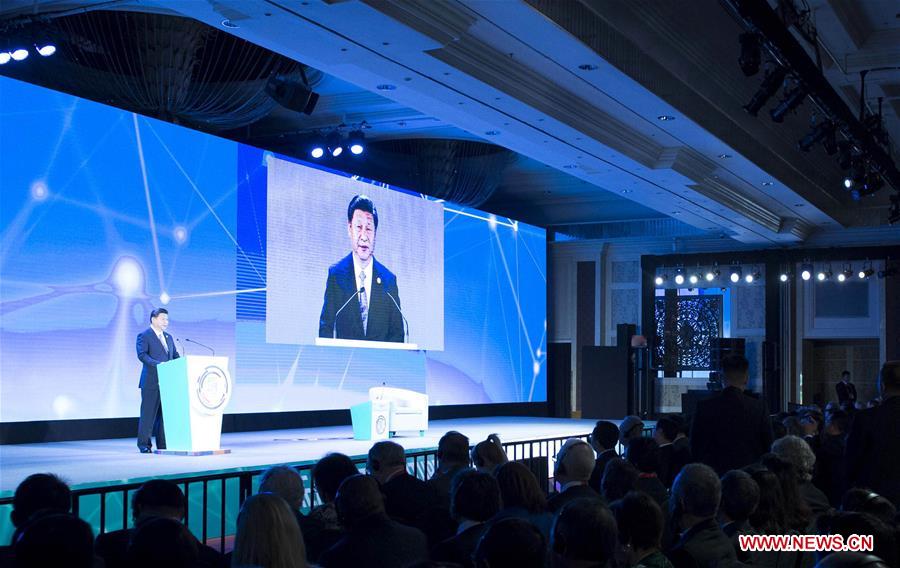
{"left": 581, "top": 346, "right": 628, "bottom": 418}
{"left": 548, "top": 343, "right": 572, "bottom": 418}
{"left": 265, "top": 73, "right": 320, "bottom": 115}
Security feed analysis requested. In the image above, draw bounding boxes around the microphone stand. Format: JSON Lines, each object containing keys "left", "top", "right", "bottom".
{"left": 185, "top": 338, "right": 215, "bottom": 356}
{"left": 383, "top": 289, "right": 409, "bottom": 344}
{"left": 333, "top": 288, "right": 364, "bottom": 339}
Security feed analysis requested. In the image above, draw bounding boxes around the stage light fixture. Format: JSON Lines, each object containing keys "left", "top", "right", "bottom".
{"left": 729, "top": 266, "right": 742, "bottom": 283}
{"left": 780, "top": 272, "right": 790, "bottom": 282}
{"left": 744, "top": 64, "right": 787, "bottom": 116}
{"left": 348, "top": 130, "right": 365, "bottom": 155}
{"left": 798, "top": 120, "right": 834, "bottom": 152}
{"left": 674, "top": 268, "right": 685, "bottom": 286}
{"left": 770, "top": 83, "right": 806, "bottom": 123}
{"left": 800, "top": 263, "right": 813, "bottom": 281}
{"left": 816, "top": 267, "right": 832, "bottom": 281}
{"left": 308, "top": 136, "right": 325, "bottom": 159}
{"left": 326, "top": 131, "right": 343, "bottom": 158}
{"left": 0, "top": 52, "right": 10, "bottom": 65}
{"left": 705, "top": 266, "right": 719, "bottom": 282}
{"left": 744, "top": 269, "right": 761, "bottom": 284}
{"left": 35, "top": 43, "right": 56, "bottom": 57}
{"left": 844, "top": 158, "right": 866, "bottom": 190}
{"left": 655, "top": 274, "right": 667, "bottom": 287}
{"left": 689, "top": 271, "right": 701, "bottom": 285}
{"left": 738, "top": 33, "right": 761, "bottom": 76}
{"left": 11, "top": 48, "right": 28, "bottom": 61}
{"left": 858, "top": 267, "right": 874, "bottom": 279}
{"left": 838, "top": 265, "right": 853, "bottom": 282}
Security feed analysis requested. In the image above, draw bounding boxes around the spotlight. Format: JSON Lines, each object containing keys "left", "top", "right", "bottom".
{"left": 744, "top": 270, "right": 761, "bottom": 284}
{"left": 780, "top": 272, "right": 790, "bottom": 282}
{"left": 35, "top": 43, "right": 56, "bottom": 57}
{"left": 838, "top": 266, "right": 853, "bottom": 282}
{"left": 844, "top": 158, "right": 866, "bottom": 190}
{"left": 308, "top": 137, "right": 325, "bottom": 159}
{"left": 327, "top": 131, "right": 343, "bottom": 158}
{"left": 655, "top": 274, "right": 667, "bottom": 286}
{"left": 705, "top": 268, "right": 719, "bottom": 282}
{"left": 816, "top": 268, "right": 832, "bottom": 281}
{"left": 800, "top": 263, "right": 813, "bottom": 281}
{"left": 674, "top": 268, "right": 685, "bottom": 286}
{"left": 11, "top": 48, "right": 28, "bottom": 61}
{"left": 738, "top": 33, "right": 761, "bottom": 76}
{"left": 348, "top": 130, "right": 365, "bottom": 155}
{"left": 798, "top": 120, "right": 834, "bottom": 152}
{"left": 770, "top": 83, "right": 806, "bottom": 123}
{"left": 744, "top": 64, "right": 787, "bottom": 116}
{"left": 729, "top": 266, "right": 742, "bottom": 283}
{"left": 265, "top": 71, "right": 320, "bottom": 115}
{"left": 0, "top": 52, "right": 9, "bottom": 65}
{"left": 858, "top": 268, "right": 874, "bottom": 279}
{"left": 689, "top": 271, "right": 701, "bottom": 285}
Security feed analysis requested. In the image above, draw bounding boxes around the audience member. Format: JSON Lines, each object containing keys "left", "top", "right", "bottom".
{"left": 666, "top": 463, "right": 736, "bottom": 568}
{"left": 474, "top": 517, "right": 545, "bottom": 568}
{"left": 319, "top": 474, "right": 428, "bottom": 568}
{"left": 548, "top": 439, "right": 602, "bottom": 513}
{"left": 618, "top": 415, "right": 644, "bottom": 447}
{"left": 550, "top": 498, "right": 618, "bottom": 568}
{"left": 772, "top": 435, "right": 831, "bottom": 516}
{"left": 844, "top": 361, "right": 900, "bottom": 506}
{"left": 14, "top": 513, "right": 94, "bottom": 568}
{"left": 815, "top": 409, "right": 849, "bottom": 506}
{"left": 432, "top": 470, "right": 500, "bottom": 568}
{"left": 625, "top": 437, "right": 667, "bottom": 506}
{"left": 95, "top": 478, "right": 222, "bottom": 568}
{"left": 429, "top": 431, "right": 472, "bottom": 506}
{"left": 588, "top": 421, "right": 621, "bottom": 494}
{"left": 719, "top": 470, "right": 760, "bottom": 564}
{"left": 814, "top": 511, "right": 897, "bottom": 567}
{"left": 747, "top": 468, "right": 787, "bottom": 535}
{"left": 761, "top": 454, "right": 814, "bottom": 532}
{"left": 367, "top": 440, "right": 439, "bottom": 536}
{"left": 127, "top": 517, "right": 205, "bottom": 568}
{"left": 611, "top": 491, "right": 672, "bottom": 568}
{"left": 309, "top": 452, "right": 360, "bottom": 530}
{"left": 653, "top": 416, "right": 690, "bottom": 489}
{"left": 835, "top": 370, "right": 858, "bottom": 407}
{"left": 472, "top": 434, "right": 508, "bottom": 474}
{"left": 600, "top": 457, "right": 639, "bottom": 504}
{"left": 815, "top": 551, "right": 891, "bottom": 568}
{"left": 231, "top": 492, "right": 306, "bottom": 568}
{"left": 691, "top": 354, "right": 773, "bottom": 475}
{"left": 493, "top": 461, "right": 554, "bottom": 541}
{"left": 840, "top": 489, "right": 897, "bottom": 525}
{"left": 9, "top": 473, "right": 71, "bottom": 539}
{"left": 783, "top": 415, "right": 805, "bottom": 438}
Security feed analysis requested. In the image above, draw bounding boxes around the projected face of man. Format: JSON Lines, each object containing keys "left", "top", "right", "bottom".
{"left": 348, "top": 208, "right": 376, "bottom": 265}
{"left": 151, "top": 312, "right": 169, "bottom": 333}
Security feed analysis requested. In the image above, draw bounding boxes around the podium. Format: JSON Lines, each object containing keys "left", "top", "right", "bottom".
{"left": 350, "top": 387, "right": 428, "bottom": 440}
{"left": 157, "top": 356, "right": 233, "bottom": 455}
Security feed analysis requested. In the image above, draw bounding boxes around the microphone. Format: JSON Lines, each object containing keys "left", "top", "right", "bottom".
{"left": 185, "top": 338, "right": 214, "bottom": 356}
{"left": 382, "top": 288, "right": 409, "bottom": 344}
{"left": 175, "top": 337, "right": 185, "bottom": 356}
{"left": 333, "top": 288, "right": 364, "bottom": 339}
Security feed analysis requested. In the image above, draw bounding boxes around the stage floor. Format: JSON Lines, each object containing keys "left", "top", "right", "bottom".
{"left": 0, "top": 416, "right": 602, "bottom": 495}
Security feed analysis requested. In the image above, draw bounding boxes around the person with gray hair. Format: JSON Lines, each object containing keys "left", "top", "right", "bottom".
{"left": 771, "top": 435, "right": 831, "bottom": 516}
{"left": 667, "top": 463, "right": 736, "bottom": 568}
{"left": 547, "top": 438, "right": 602, "bottom": 513}
{"left": 366, "top": 441, "right": 438, "bottom": 540}
{"left": 259, "top": 465, "right": 305, "bottom": 510}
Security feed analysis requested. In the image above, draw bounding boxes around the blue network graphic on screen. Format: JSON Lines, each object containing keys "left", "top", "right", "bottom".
{"left": 0, "top": 76, "right": 546, "bottom": 421}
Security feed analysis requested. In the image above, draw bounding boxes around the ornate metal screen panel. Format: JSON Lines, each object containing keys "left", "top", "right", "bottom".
{"left": 654, "top": 296, "right": 723, "bottom": 370}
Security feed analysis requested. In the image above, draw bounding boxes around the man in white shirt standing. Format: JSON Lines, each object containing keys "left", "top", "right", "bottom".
{"left": 136, "top": 308, "right": 180, "bottom": 453}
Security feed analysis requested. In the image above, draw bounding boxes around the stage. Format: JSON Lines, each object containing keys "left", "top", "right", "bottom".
{"left": 0, "top": 416, "right": 602, "bottom": 495}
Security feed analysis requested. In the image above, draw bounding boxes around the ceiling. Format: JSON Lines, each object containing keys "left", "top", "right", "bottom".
{"left": 2, "top": 0, "right": 898, "bottom": 246}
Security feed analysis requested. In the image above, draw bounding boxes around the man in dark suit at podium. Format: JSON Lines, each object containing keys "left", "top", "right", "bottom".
{"left": 136, "top": 308, "right": 180, "bottom": 453}
{"left": 318, "top": 195, "right": 404, "bottom": 343}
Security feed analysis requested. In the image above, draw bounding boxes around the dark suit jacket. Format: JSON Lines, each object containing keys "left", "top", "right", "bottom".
{"left": 547, "top": 484, "right": 603, "bottom": 513}
{"left": 381, "top": 472, "right": 439, "bottom": 537}
{"left": 136, "top": 328, "right": 180, "bottom": 389}
{"left": 844, "top": 395, "right": 900, "bottom": 505}
{"left": 95, "top": 524, "right": 225, "bottom": 568}
{"left": 431, "top": 523, "right": 488, "bottom": 568}
{"left": 318, "top": 253, "right": 403, "bottom": 343}
{"left": 588, "top": 449, "right": 618, "bottom": 494}
{"left": 690, "top": 387, "right": 773, "bottom": 475}
{"left": 659, "top": 441, "right": 692, "bottom": 489}
{"left": 667, "top": 518, "right": 736, "bottom": 568}
{"left": 836, "top": 381, "right": 857, "bottom": 405}
{"left": 318, "top": 513, "right": 428, "bottom": 568}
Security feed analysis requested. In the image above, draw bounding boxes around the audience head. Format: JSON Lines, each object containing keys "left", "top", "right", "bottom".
{"left": 825, "top": 409, "right": 850, "bottom": 436}
{"left": 553, "top": 438, "right": 595, "bottom": 485}
{"left": 878, "top": 360, "right": 900, "bottom": 397}
{"left": 815, "top": 511, "right": 897, "bottom": 567}
{"left": 11, "top": 473, "right": 71, "bottom": 528}
{"left": 495, "top": 461, "right": 547, "bottom": 514}
{"left": 450, "top": 469, "right": 500, "bottom": 523}
{"left": 611, "top": 491, "right": 665, "bottom": 559}
{"left": 437, "top": 430, "right": 471, "bottom": 467}
{"left": 800, "top": 408, "right": 824, "bottom": 436}
{"left": 840, "top": 489, "right": 897, "bottom": 525}
{"left": 600, "top": 458, "right": 639, "bottom": 503}
{"left": 335, "top": 474, "right": 386, "bottom": 527}
{"left": 782, "top": 415, "right": 804, "bottom": 438}
{"left": 258, "top": 465, "right": 305, "bottom": 511}
{"left": 761, "top": 454, "right": 812, "bottom": 532}
{"left": 127, "top": 517, "right": 201, "bottom": 568}
{"left": 312, "top": 452, "right": 360, "bottom": 504}
{"left": 131, "top": 479, "right": 186, "bottom": 522}
{"left": 771, "top": 416, "right": 788, "bottom": 440}
{"left": 722, "top": 354, "right": 750, "bottom": 388}
{"left": 551, "top": 498, "right": 617, "bottom": 567}
{"left": 747, "top": 467, "right": 786, "bottom": 533}
{"left": 841, "top": 370, "right": 851, "bottom": 382}
{"left": 618, "top": 416, "right": 644, "bottom": 446}
{"left": 472, "top": 435, "right": 509, "bottom": 473}
{"left": 15, "top": 513, "right": 93, "bottom": 568}
{"left": 590, "top": 420, "right": 620, "bottom": 453}
{"left": 624, "top": 437, "right": 659, "bottom": 475}
{"left": 653, "top": 416, "right": 679, "bottom": 446}
{"left": 474, "top": 517, "right": 545, "bottom": 568}
{"left": 815, "top": 552, "right": 890, "bottom": 568}
{"left": 771, "top": 435, "right": 816, "bottom": 482}
{"left": 367, "top": 440, "right": 407, "bottom": 483}
{"left": 671, "top": 463, "right": 720, "bottom": 529}
{"left": 233, "top": 493, "right": 306, "bottom": 568}
{"left": 720, "top": 470, "right": 760, "bottom": 523}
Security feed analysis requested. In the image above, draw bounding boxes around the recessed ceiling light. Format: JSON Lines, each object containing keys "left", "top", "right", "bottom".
{"left": 563, "top": 164, "right": 577, "bottom": 169}
{"left": 376, "top": 84, "right": 396, "bottom": 91}
{"left": 578, "top": 64, "right": 598, "bottom": 71}
{"left": 221, "top": 19, "right": 239, "bottom": 28}
{"left": 718, "top": 153, "right": 732, "bottom": 159}
{"left": 671, "top": 210, "right": 681, "bottom": 215}
{"left": 484, "top": 130, "right": 500, "bottom": 136}
{"left": 657, "top": 115, "right": 675, "bottom": 121}
{"left": 762, "top": 181, "right": 774, "bottom": 186}
{"left": 621, "top": 189, "right": 633, "bottom": 194}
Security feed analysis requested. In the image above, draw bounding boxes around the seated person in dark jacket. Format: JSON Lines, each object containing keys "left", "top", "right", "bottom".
{"left": 718, "top": 470, "right": 760, "bottom": 564}
{"left": 815, "top": 409, "right": 849, "bottom": 506}
{"left": 432, "top": 470, "right": 500, "bottom": 568}
{"left": 600, "top": 458, "right": 639, "bottom": 504}
{"left": 654, "top": 416, "right": 691, "bottom": 490}
{"left": 367, "top": 440, "right": 439, "bottom": 538}
{"left": 588, "top": 420, "right": 621, "bottom": 494}
{"left": 691, "top": 354, "right": 773, "bottom": 475}
{"left": 319, "top": 474, "right": 428, "bottom": 568}
{"left": 550, "top": 498, "right": 618, "bottom": 568}
{"left": 428, "top": 431, "right": 472, "bottom": 507}
{"left": 8, "top": 473, "right": 72, "bottom": 544}
{"left": 548, "top": 438, "right": 603, "bottom": 513}
{"left": 307, "top": 452, "right": 361, "bottom": 545}
{"left": 839, "top": 488, "right": 896, "bottom": 526}
{"left": 666, "top": 464, "right": 737, "bottom": 568}
{"left": 625, "top": 437, "right": 668, "bottom": 507}
{"left": 14, "top": 513, "right": 95, "bottom": 568}
{"left": 474, "top": 517, "right": 545, "bottom": 568}
{"left": 611, "top": 491, "right": 673, "bottom": 568}
{"left": 95, "top": 479, "right": 224, "bottom": 568}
